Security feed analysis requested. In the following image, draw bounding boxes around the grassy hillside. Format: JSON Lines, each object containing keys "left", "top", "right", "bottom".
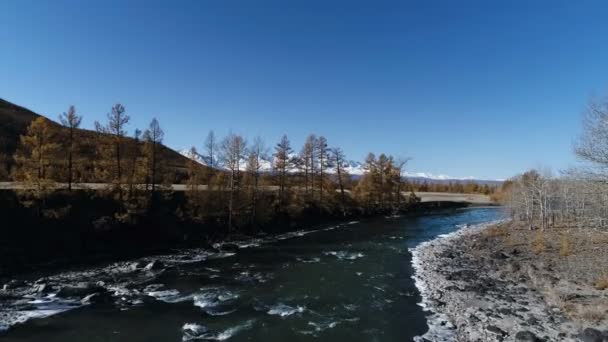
{"left": 0, "top": 98, "right": 207, "bottom": 181}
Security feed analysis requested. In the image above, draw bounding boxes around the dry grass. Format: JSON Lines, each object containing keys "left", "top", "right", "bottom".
{"left": 483, "top": 224, "right": 508, "bottom": 238}
{"left": 594, "top": 276, "right": 608, "bottom": 290}
{"left": 578, "top": 304, "right": 608, "bottom": 323}
{"left": 531, "top": 230, "right": 546, "bottom": 255}
{"left": 559, "top": 234, "right": 574, "bottom": 257}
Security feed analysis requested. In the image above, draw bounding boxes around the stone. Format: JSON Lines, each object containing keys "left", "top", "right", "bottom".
{"left": 2, "top": 279, "right": 26, "bottom": 291}
{"left": 143, "top": 260, "right": 165, "bottom": 271}
{"left": 81, "top": 291, "right": 114, "bottom": 304}
{"left": 486, "top": 325, "right": 507, "bottom": 336}
{"left": 515, "top": 331, "right": 539, "bottom": 342}
{"left": 57, "top": 284, "right": 106, "bottom": 298}
{"left": 580, "top": 328, "right": 605, "bottom": 342}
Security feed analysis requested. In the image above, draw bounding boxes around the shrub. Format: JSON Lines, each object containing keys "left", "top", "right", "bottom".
{"left": 595, "top": 276, "right": 608, "bottom": 290}
{"left": 531, "top": 230, "right": 546, "bottom": 254}
{"left": 559, "top": 234, "right": 573, "bottom": 257}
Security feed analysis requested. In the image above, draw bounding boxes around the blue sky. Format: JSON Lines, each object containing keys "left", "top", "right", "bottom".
{"left": 2, "top": 0, "right": 608, "bottom": 180}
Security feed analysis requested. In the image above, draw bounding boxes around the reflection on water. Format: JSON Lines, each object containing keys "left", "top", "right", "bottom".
{"left": 0, "top": 207, "right": 504, "bottom": 342}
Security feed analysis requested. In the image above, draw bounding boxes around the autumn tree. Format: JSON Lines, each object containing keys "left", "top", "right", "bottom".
{"left": 221, "top": 133, "right": 247, "bottom": 230}
{"left": 143, "top": 118, "right": 164, "bottom": 192}
{"left": 299, "top": 134, "right": 317, "bottom": 196}
{"left": 247, "top": 136, "right": 268, "bottom": 225}
{"left": 95, "top": 104, "right": 130, "bottom": 200}
{"left": 316, "top": 136, "right": 329, "bottom": 205}
{"left": 126, "top": 129, "right": 143, "bottom": 196}
{"left": 186, "top": 146, "right": 201, "bottom": 192}
{"left": 58, "top": 105, "right": 82, "bottom": 191}
{"left": 393, "top": 157, "right": 409, "bottom": 209}
{"left": 274, "top": 134, "right": 293, "bottom": 206}
{"left": 13, "top": 117, "right": 61, "bottom": 212}
{"left": 331, "top": 147, "right": 349, "bottom": 215}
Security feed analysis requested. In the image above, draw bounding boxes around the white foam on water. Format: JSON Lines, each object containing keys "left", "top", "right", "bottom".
{"left": 0, "top": 295, "right": 82, "bottom": 332}
{"left": 181, "top": 320, "right": 254, "bottom": 341}
{"left": 267, "top": 303, "right": 305, "bottom": 317}
{"left": 323, "top": 251, "right": 365, "bottom": 260}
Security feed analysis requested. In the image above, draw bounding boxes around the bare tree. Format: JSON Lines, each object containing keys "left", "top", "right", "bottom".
{"left": 143, "top": 118, "right": 164, "bottom": 192}
{"left": 221, "top": 133, "right": 247, "bottom": 231}
{"left": 204, "top": 130, "right": 218, "bottom": 188}
{"left": 247, "top": 136, "right": 269, "bottom": 225}
{"left": 331, "top": 147, "right": 349, "bottom": 216}
{"left": 316, "top": 136, "right": 329, "bottom": 205}
{"left": 95, "top": 104, "right": 130, "bottom": 200}
{"left": 274, "top": 134, "right": 293, "bottom": 206}
{"left": 58, "top": 105, "right": 82, "bottom": 191}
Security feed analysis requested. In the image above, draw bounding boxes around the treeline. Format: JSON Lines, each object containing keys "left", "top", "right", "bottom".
{"left": 406, "top": 180, "right": 497, "bottom": 194}
{"left": 507, "top": 96, "right": 608, "bottom": 231}
{"left": 2, "top": 104, "right": 423, "bottom": 235}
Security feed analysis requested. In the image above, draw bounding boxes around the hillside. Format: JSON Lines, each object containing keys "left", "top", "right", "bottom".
{"left": 0, "top": 98, "right": 207, "bottom": 181}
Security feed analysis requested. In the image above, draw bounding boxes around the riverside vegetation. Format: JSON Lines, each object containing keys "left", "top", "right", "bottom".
{"left": 0, "top": 99, "right": 499, "bottom": 274}
{"left": 411, "top": 96, "right": 608, "bottom": 342}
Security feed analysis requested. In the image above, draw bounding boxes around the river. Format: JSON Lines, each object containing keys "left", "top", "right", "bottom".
{"left": 0, "top": 207, "right": 504, "bottom": 342}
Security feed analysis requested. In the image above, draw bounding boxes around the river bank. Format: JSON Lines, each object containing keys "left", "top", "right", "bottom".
{"left": 411, "top": 221, "right": 608, "bottom": 341}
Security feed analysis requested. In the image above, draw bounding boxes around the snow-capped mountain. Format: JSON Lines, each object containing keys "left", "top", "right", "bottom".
{"left": 179, "top": 149, "right": 500, "bottom": 184}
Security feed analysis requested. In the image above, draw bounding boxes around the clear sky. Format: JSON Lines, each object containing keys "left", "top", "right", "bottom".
{"left": 2, "top": 0, "right": 608, "bottom": 180}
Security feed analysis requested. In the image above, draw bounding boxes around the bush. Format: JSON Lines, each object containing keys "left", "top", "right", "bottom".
{"left": 531, "top": 230, "right": 546, "bottom": 255}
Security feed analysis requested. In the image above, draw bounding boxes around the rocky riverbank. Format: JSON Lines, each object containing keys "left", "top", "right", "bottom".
{"left": 411, "top": 221, "right": 608, "bottom": 342}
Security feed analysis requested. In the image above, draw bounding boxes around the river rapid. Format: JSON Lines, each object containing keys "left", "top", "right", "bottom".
{"left": 0, "top": 207, "right": 504, "bottom": 342}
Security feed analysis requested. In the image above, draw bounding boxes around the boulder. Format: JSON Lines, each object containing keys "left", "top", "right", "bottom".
{"left": 56, "top": 284, "right": 106, "bottom": 298}
{"left": 486, "top": 325, "right": 507, "bottom": 337}
{"left": 515, "top": 331, "right": 539, "bottom": 342}
{"left": 2, "top": 279, "right": 26, "bottom": 291}
{"left": 81, "top": 291, "right": 114, "bottom": 305}
{"left": 143, "top": 260, "right": 165, "bottom": 271}
{"left": 580, "top": 328, "right": 606, "bottom": 342}
{"left": 220, "top": 243, "right": 239, "bottom": 252}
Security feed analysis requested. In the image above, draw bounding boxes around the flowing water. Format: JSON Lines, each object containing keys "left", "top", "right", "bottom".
{"left": 0, "top": 207, "right": 504, "bottom": 342}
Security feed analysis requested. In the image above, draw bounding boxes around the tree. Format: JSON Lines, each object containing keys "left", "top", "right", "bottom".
{"left": 247, "top": 136, "right": 268, "bottom": 225}
{"left": 221, "top": 133, "right": 247, "bottom": 231}
{"left": 331, "top": 147, "right": 349, "bottom": 216}
{"left": 393, "top": 157, "right": 410, "bottom": 209}
{"left": 126, "top": 129, "right": 143, "bottom": 196}
{"left": 316, "top": 136, "right": 329, "bottom": 205}
{"left": 143, "top": 118, "right": 164, "bottom": 192}
{"left": 13, "top": 117, "right": 60, "bottom": 212}
{"left": 186, "top": 146, "right": 201, "bottom": 192}
{"left": 300, "top": 134, "right": 317, "bottom": 196}
{"left": 204, "top": 130, "right": 218, "bottom": 188}
{"left": 274, "top": 134, "right": 293, "bottom": 206}
{"left": 95, "top": 104, "right": 130, "bottom": 200}
{"left": 58, "top": 105, "right": 82, "bottom": 191}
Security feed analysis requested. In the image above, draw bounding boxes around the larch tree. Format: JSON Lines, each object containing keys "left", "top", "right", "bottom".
{"left": 221, "top": 132, "right": 247, "bottom": 230}
{"left": 186, "top": 146, "right": 200, "bottom": 192}
{"left": 247, "top": 136, "right": 268, "bottom": 225}
{"left": 300, "top": 134, "right": 316, "bottom": 196}
{"left": 204, "top": 130, "right": 218, "bottom": 188}
{"left": 393, "top": 157, "right": 410, "bottom": 209}
{"left": 126, "top": 129, "right": 142, "bottom": 196}
{"left": 58, "top": 105, "right": 82, "bottom": 191}
{"left": 316, "top": 136, "right": 329, "bottom": 205}
{"left": 143, "top": 118, "right": 164, "bottom": 192}
{"left": 95, "top": 104, "right": 130, "bottom": 200}
{"left": 13, "top": 117, "right": 61, "bottom": 209}
{"left": 273, "top": 134, "right": 293, "bottom": 206}
{"left": 331, "top": 147, "right": 349, "bottom": 216}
